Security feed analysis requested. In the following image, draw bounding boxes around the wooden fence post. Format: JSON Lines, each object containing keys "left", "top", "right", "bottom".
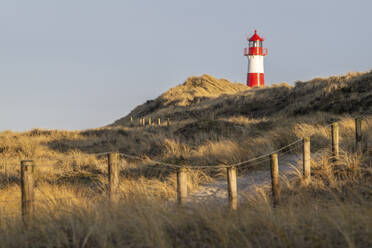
{"left": 21, "top": 160, "right": 35, "bottom": 226}
{"left": 107, "top": 152, "right": 120, "bottom": 202}
{"left": 227, "top": 166, "right": 238, "bottom": 210}
{"left": 177, "top": 167, "right": 187, "bottom": 205}
{"left": 331, "top": 122, "right": 339, "bottom": 160}
{"left": 270, "top": 153, "right": 280, "bottom": 207}
{"left": 355, "top": 118, "right": 362, "bottom": 154}
{"left": 303, "top": 137, "right": 311, "bottom": 182}
{"left": 158, "top": 118, "right": 161, "bottom": 126}
{"left": 167, "top": 118, "right": 170, "bottom": 127}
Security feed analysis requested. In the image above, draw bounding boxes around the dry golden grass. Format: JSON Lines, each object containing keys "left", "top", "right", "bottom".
{"left": 0, "top": 151, "right": 370, "bottom": 247}
{"left": 0, "top": 71, "right": 370, "bottom": 247}
{"left": 113, "top": 70, "right": 371, "bottom": 125}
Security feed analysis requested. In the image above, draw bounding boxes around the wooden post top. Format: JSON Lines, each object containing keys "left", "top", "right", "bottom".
{"left": 21, "top": 160, "right": 34, "bottom": 171}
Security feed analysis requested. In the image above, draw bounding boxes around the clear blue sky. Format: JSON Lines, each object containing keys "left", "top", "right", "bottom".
{"left": 0, "top": 0, "right": 371, "bottom": 131}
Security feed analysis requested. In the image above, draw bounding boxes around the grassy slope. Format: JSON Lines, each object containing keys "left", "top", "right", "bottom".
{"left": 112, "top": 74, "right": 248, "bottom": 125}
{"left": 0, "top": 71, "right": 371, "bottom": 247}
{"left": 113, "top": 71, "right": 372, "bottom": 124}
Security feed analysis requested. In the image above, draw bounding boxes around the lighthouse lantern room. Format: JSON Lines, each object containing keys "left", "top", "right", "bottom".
{"left": 244, "top": 30, "right": 268, "bottom": 87}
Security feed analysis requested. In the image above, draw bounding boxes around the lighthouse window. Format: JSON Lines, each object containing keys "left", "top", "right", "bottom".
{"left": 254, "top": 41, "right": 261, "bottom": 47}
{"left": 250, "top": 41, "right": 262, "bottom": 47}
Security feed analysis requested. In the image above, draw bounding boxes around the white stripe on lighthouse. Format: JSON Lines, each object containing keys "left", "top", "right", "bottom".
{"left": 248, "top": 55, "right": 264, "bottom": 73}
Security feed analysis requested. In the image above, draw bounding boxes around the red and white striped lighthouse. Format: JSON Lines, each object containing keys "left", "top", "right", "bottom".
{"left": 244, "top": 30, "right": 268, "bottom": 87}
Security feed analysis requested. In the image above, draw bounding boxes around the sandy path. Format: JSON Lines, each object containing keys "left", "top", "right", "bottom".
{"left": 188, "top": 154, "right": 303, "bottom": 204}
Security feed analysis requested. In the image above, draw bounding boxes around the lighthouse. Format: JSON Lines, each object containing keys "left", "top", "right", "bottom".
{"left": 244, "top": 30, "right": 268, "bottom": 87}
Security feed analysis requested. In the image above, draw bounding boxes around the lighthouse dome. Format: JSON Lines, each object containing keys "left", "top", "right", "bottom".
{"left": 249, "top": 30, "right": 264, "bottom": 41}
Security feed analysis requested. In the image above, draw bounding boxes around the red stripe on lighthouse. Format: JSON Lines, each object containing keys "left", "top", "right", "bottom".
{"left": 247, "top": 73, "right": 264, "bottom": 87}
{"left": 248, "top": 47, "right": 263, "bottom": 55}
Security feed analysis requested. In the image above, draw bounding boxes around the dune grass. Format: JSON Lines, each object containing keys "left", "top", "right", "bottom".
{"left": 0, "top": 150, "right": 370, "bottom": 247}
{"left": 0, "top": 71, "right": 370, "bottom": 247}
{"left": 0, "top": 114, "right": 370, "bottom": 247}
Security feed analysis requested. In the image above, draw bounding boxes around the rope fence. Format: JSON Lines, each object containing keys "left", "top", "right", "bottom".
{"left": 0, "top": 116, "right": 370, "bottom": 223}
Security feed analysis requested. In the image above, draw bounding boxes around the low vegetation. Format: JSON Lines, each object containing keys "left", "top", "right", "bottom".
{"left": 0, "top": 70, "right": 370, "bottom": 247}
